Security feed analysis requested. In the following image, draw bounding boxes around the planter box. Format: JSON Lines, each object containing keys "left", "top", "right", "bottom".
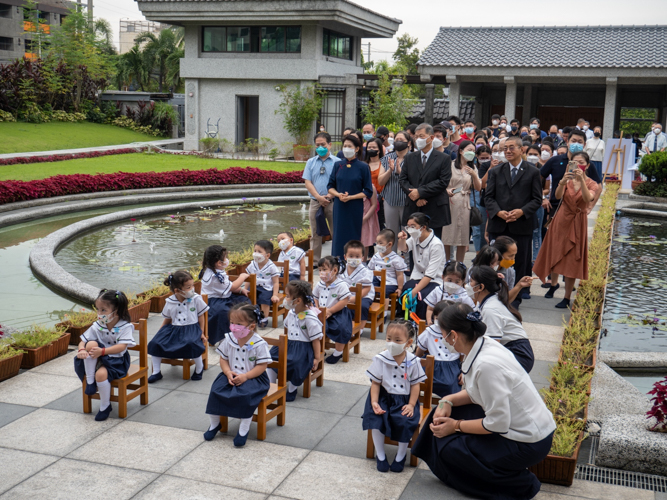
{"left": 138, "top": 292, "right": 171, "bottom": 313}
{"left": 631, "top": 180, "right": 644, "bottom": 191}
{"left": 529, "top": 431, "right": 584, "bottom": 486}
{"left": 293, "top": 145, "right": 311, "bottom": 162}
{"left": 0, "top": 353, "right": 23, "bottom": 382}
{"left": 56, "top": 322, "right": 93, "bottom": 346}
{"left": 128, "top": 300, "right": 151, "bottom": 322}
{"left": 17, "top": 332, "right": 71, "bottom": 369}
{"left": 559, "top": 343, "right": 597, "bottom": 369}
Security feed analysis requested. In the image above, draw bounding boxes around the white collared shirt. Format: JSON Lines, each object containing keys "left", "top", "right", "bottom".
{"left": 80, "top": 320, "right": 136, "bottom": 358}
{"left": 462, "top": 336, "right": 556, "bottom": 443}
{"left": 366, "top": 350, "right": 427, "bottom": 395}
{"left": 406, "top": 231, "right": 445, "bottom": 285}
{"left": 424, "top": 284, "right": 475, "bottom": 309}
{"left": 284, "top": 309, "right": 324, "bottom": 343}
{"left": 161, "top": 294, "right": 209, "bottom": 325}
{"left": 246, "top": 259, "right": 281, "bottom": 291}
{"left": 313, "top": 278, "right": 350, "bottom": 308}
{"left": 216, "top": 332, "right": 272, "bottom": 374}
{"left": 341, "top": 264, "right": 375, "bottom": 301}
{"left": 416, "top": 324, "right": 459, "bottom": 362}
{"left": 279, "top": 246, "right": 306, "bottom": 277}
{"left": 367, "top": 251, "right": 408, "bottom": 286}
{"left": 201, "top": 268, "right": 232, "bottom": 299}
{"left": 479, "top": 294, "right": 527, "bottom": 344}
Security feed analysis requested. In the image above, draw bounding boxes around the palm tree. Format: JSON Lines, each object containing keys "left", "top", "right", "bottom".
{"left": 135, "top": 27, "right": 183, "bottom": 92}
{"left": 92, "top": 18, "right": 117, "bottom": 56}
{"left": 117, "top": 45, "right": 149, "bottom": 91}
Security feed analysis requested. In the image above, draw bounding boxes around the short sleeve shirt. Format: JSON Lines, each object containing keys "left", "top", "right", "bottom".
{"left": 366, "top": 350, "right": 427, "bottom": 395}
{"left": 161, "top": 294, "right": 209, "bottom": 325}
{"left": 341, "top": 265, "right": 375, "bottom": 301}
{"left": 406, "top": 231, "right": 445, "bottom": 285}
{"left": 81, "top": 320, "right": 136, "bottom": 358}
{"left": 217, "top": 333, "right": 272, "bottom": 373}
{"left": 284, "top": 309, "right": 324, "bottom": 342}
{"left": 279, "top": 246, "right": 306, "bottom": 276}
{"left": 424, "top": 284, "right": 476, "bottom": 309}
{"left": 417, "top": 324, "right": 459, "bottom": 362}
{"left": 201, "top": 268, "right": 232, "bottom": 299}
{"left": 246, "top": 260, "right": 281, "bottom": 291}
{"left": 540, "top": 153, "right": 601, "bottom": 201}
{"left": 313, "top": 278, "right": 350, "bottom": 308}
{"left": 367, "top": 251, "right": 408, "bottom": 286}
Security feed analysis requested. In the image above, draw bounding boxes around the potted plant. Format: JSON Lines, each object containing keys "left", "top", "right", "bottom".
{"left": 637, "top": 151, "right": 667, "bottom": 196}
{"left": 127, "top": 294, "right": 151, "bottom": 322}
{"left": 138, "top": 282, "right": 172, "bottom": 313}
{"left": 0, "top": 343, "right": 24, "bottom": 382}
{"left": 275, "top": 84, "right": 323, "bottom": 161}
{"left": 646, "top": 376, "right": 667, "bottom": 432}
{"left": 529, "top": 419, "right": 585, "bottom": 486}
{"left": 56, "top": 309, "right": 98, "bottom": 345}
{"left": 10, "top": 325, "right": 70, "bottom": 369}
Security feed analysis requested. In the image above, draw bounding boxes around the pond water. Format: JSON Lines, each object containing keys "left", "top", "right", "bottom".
{"left": 600, "top": 215, "right": 667, "bottom": 352}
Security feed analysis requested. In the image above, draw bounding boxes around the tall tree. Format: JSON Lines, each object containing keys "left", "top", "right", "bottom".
{"left": 116, "top": 45, "right": 149, "bottom": 91}
{"left": 135, "top": 28, "right": 183, "bottom": 92}
{"left": 393, "top": 33, "right": 420, "bottom": 75}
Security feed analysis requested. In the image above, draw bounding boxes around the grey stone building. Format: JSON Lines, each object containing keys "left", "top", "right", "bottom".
{"left": 417, "top": 26, "right": 667, "bottom": 139}
{"left": 135, "top": 0, "right": 400, "bottom": 151}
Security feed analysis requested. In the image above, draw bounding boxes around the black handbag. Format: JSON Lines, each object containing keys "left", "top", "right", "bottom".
{"left": 470, "top": 189, "right": 483, "bottom": 226}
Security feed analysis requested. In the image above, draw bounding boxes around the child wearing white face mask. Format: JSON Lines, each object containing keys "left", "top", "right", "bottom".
{"left": 277, "top": 231, "right": 306, "bottom": 282}
{"left": 368, "top": 229, "right": 407, "bottom": 315}
{"left": 425, "top": 261, "right": 475, "bottom": 325}
{"left": 362, "top": 319, "right": 426, "bottom": 473}
{"left": 267, "top": 281, "right": 323, "bottom": 401}
{"left": 148, "top": 270, "right": 209, "bottom": 384}
{"left": 245, "top": 240, "right": 281, "bottom": 327}
{"left": 340, "top": 240, "right": 374, "bottom": 331}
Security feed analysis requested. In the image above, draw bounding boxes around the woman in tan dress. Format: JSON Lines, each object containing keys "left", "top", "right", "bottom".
{"left": 533, "top": 152, "right": 597, "bottom": 309}
{"left": 442, "top": 140, "right": 482, "bottom": 263}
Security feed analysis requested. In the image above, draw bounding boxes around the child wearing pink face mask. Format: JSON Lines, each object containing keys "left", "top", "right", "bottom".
{"left": 204, "top": 303, "right": 272, "bottom": 447}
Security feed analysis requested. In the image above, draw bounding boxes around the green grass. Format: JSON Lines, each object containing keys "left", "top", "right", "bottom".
{"left": 0, "top": 122, "right": 164, "bottom": 154}
{"left": 0, "top": 153, "right": 305, "bottom": 182}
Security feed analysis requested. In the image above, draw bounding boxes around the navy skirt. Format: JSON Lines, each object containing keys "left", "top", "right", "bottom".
{"left": 372, "top": 277, "right": 398, "bottom": 297}
{"left": 398, "top": 280, "right": 439, "bottom": 320}
{"left": 326, "top": 307, "right": 353, "bottom": 344}
{"left": 504, "top": 339, "right": 535, "bottom": 374}
{"left": 256, "top": 287, "right": 273, "bottom": 306}
{"left": 270, "top": 339, "right": 314, "bottom": 387}
{"left": 433, "top": 359, "right": 461, "bottom": 398}
{"left": 361, "top": 386, "right": 421, "bottom": 443}
{"left": 360, "top": 297, "right": 373, "bottom": 321}
{"left": 412, "top": 405, "right": 554, "bottom": 500}
{"left": 207, "top": 294, "right": 249, "bottom": 345}
{"left": 148, "top": 323, "right": 205, "bottom": 359}
{"left": 289, "top": 273, "right": 301, "bottom": 282}
{"left": 206, "top": 371, "right": 270, "bottom": 419}
{"left": 74, "top": 351, "right": 131, "bottom": 383}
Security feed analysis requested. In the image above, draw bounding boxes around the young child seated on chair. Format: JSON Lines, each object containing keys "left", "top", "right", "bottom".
{"left": 415, "top": 300, "right": 462, "bottom": 398}
{"left": 368, "top": 229, "right": 407, "bottom": 314}
{"left": 204, "top": 303, "right": 271, "bottom": 447}
{"left": 340, "top": 240, "right": 374, "bottom": 331}
{"left": 362, "top": 319, "right": 426, "bottom": 473}
{"left": 277, "top": 231, "right": 306, "bottom": 282}
{"left": 74, "top": 289, "right": 136, "bottom": 421}
{"left": 245, "top": 239, "right": 280, "bottom": 328}
{"left": 147, "top": 270, "right": 209, "bottom": 383}
{"left": 313, "top": 256, "right": 353, "bottom": 365}
{"left": 268, "top": 281, "right": 323, "bottom": 402}
{"left": 424, "top": 261, "right": 475, "bottom": 325}
{"left": 200, "top": 245, "right": 250, "bottom": 345}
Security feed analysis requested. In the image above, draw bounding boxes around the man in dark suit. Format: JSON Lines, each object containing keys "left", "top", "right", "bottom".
{"left": 398, "top": 123, "right": 452, "bottom": 239}
{"left": 485, "top": 135, "right": 543, "bottom": 303}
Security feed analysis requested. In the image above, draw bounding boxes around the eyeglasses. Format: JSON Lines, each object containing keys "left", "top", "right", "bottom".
{"left": 503, "top": 146, "right": 519, "bottom": 152}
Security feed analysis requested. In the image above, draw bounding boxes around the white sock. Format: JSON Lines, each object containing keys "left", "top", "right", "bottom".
{"left": 208, "top": 414, "right": 220, "bottom": 431}
{"left": 267, "top": 369, "right": 277, "bottom": 384}
{"left": 98, "top": 380, "right": 111, "bottom": 411}
{"left": 372, "top": 429, "right": 386, "bottom": 460}
{"left": 83, "top": 357, "right": 97, "bottom": 384}
{"left": 333, "top": 349, "right": 343, "bottom": 357}
{"left": 396, "top": 441, "right": 409, "bottom": 462}
{"left": 288, "top": 381, "right": 299, "bottom": 393}
{"left": 238, "top": 417, "right": 252, "bottom": 437}
{"left": 194, "top": 356, "right": 203, "bottom": 373}
{"left": 151, "top": 356, "right": 162, "bottom": 375}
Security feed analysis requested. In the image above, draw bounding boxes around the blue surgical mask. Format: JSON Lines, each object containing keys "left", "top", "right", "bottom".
{"left": 464, "top": 127, "right": 474, "bottom": 135}
{"left": 316, "top": 146, "right": 328, "bottom": 157}
{"left": 520, "top": 132, "right": 528, "bottom": 137}
{"left": 363, "top": 133, "right": 373, "bottom": 141}
{"left": 569, "top": 143, "right": 584, "bottom": 154}
{"left": 550, "top": 132, "right": 558, "bottom": 138}
{"left": 530, "top": 124, "right": 538, "bottom": 130}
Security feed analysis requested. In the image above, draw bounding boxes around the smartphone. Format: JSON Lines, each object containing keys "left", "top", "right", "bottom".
{"left": 452, "top": 187, "right": 463, "bottom": 194}
{"left": 567, "top": 161, "right": 578, "bottom": 173}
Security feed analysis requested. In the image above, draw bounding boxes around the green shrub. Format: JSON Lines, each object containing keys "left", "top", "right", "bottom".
{"left": 639, "top": 151, "right": 667, "bottom": 182}
{"left": 0, "top": 110, "right": 15, "bottom": 122}
{"left": 51, "top": 110, "right": 86, "bottom": 122}
{"left": 0, "top": 343, "right": 24, "bottom": 361}
{"left": 19, "top": 102, "right": 50, "bottom": 123}
{"left": 10, "top": 325, "right": 67, "bottom": 349}
{"left": 112, "top": 116, "right": 161, "bottom": 137}
{"left": 58, "top": 309, "right": 97, "bottom": 328}
{"left": 635, "top": 181, "right": 667, "bottom": 198}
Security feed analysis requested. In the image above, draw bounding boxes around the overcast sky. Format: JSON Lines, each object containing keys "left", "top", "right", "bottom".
{"left": 98, "top": 0, "right": 667, "bottom": 61}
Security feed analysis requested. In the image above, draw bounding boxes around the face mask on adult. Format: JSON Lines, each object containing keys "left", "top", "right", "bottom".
{"left": 342, "top": 147, "right": 356, "bottom": 159}
{"left": 520, "top": 132, "right": 528, "bottom": 137}
{"left": 541, "top": 150, "right": 551, "bottom": 161}
{"left": 498, "top": 152, "right": 506, "bottom": 162}
{"left": 315, "top": 146, "right": 329, "bottom": 157}
{"left": 594, "top": 131, "right": 601, "bottom": 138}
{"left": 583, "top": 125, "right": 589, "bottom": 131}
{"left": 406, "top": 226, "right": 422, "bottom": 239}
{"left": 462, "top": 150, "right": 476, "bottom": 162}
{"left": 654, "top": 128, "right": 662, "bottom": 136}
{"left": 363, "top": 133, "right": 373, "bottom": 141}
{"left": 526, "top": 155, "right": 539, "bottom": 164}
{"left": 386, "top": 341, "right": 406, "bottom": 356}
{"left": 500, "top": 123, "right": 507, "bottom": 129}
{"left": 500, "top": 258, "right": 515, "bottom": 269}
{"left": 492, "top": 119, "right": 499, "bottom": 126}
{"left": 443, "top": 331, "right": 458, "bottom": 354}
{"left": 393, "top": 141, "right": 409, "bottom": 152}
{"left": 366, "top": 149, "right": 379, "bottom": 158}
{"left": 550, "top": 132, "right": 558, "bottom": 139}
{"left": 530, "top": 124, "right": 538, "bottom": 130}
{"left": 569, "top": 143, "right": 584, "bottom": 154}
{"left": 465, "top": 283, "right": 478, "bottom": 299}
{"left": 415, "top": 137, "right": 429, "bottom": 151}
{"left": 511, "top": 126, "right": 518, "bottom": 132}
{"left": 432, "top": 138, "right": 443, "bottom": 149}
{"left": 464, "top": 127, "right": 474, "bottom": 135}
{"left": 388, "top": 138, "right": 394, "bottom": 145}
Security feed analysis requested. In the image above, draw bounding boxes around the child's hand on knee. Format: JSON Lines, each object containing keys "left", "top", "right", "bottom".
{"left": 372, "top": 402, "right": 386, "bottom": 415}
{"left": 89, "top": 346, "right": 104, "bottom": 359}
{"left": 401, "top": 403, "right": 415, "bottom": 418}
{"left": 76, "top": 349, "right": 89, "bottom": 359}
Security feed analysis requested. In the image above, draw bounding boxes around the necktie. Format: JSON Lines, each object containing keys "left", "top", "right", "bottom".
{"left": 422, "top": 154, "right": 427, "bottom": 168}
{"left": 654, "top": 136, "right": 658, "bottom": 153}
{"left": 511, "top": 167, "right": 518, "bottom": 183}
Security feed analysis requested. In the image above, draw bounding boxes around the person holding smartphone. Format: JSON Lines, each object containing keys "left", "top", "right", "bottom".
{"left": 442, "top": 141, "right": 481, "bottom": 263}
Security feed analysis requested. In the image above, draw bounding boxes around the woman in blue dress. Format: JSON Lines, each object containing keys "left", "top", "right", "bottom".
{"left": 328, "top": 134, "right": 373, "bottom": 258}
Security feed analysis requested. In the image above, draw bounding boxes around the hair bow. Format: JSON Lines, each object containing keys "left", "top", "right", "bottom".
{"left": 466, "top": 311, "right": 482, "bottom": 322}
{"left": 168, "top": 274, "right": 173, "bottom": 285}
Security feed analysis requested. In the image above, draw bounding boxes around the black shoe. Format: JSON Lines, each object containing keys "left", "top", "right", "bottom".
{"left": 84, "top": 381, "right": 97, "bottom": 395}
{"left": 376, "top": 457, "right": 390, "bottom": 473}
{"left": 520, "top": 289, "right": 531, "bottom": 300}
{"left": 148, "top": 372, "right": 163, "bottom": 383}
{"left": 555, "top": 298, "right": 571, "bottom": 309}
{"left": 233, "top": 430, "right": 249, "bottom": 447}
{"left": 95, "top": 405, "right": 112, "bottom": 421}
{"left": 545, "top": 284, "right": 560, "bottom": 298}
{"left": 286, "top": 388, "right": 298, "bottom": 402}
{"left": 204, "top": 423, "right": 221, "bottom": 441}
{"left": 191, "top": 369, "right": 203, "bottom": 381}
{"left": 541, "top": 282, "right": 551, "bottom": 289}
{"left": 325, "top": 354, "right": 342, "bottom": 364}
{"left": 390, "top": 456, "right": 407, "bottom": 473}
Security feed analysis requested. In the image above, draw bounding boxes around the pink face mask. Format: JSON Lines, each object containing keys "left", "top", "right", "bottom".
{"left": 230, "top": 324, "right": 251, "bottom": 339}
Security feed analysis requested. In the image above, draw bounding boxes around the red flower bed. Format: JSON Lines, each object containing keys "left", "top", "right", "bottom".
{"left": 0, "top": 167, "right": 304, "bottom": 205}
{"left": 0, "top": 148, "right": 143, "bottom": 166}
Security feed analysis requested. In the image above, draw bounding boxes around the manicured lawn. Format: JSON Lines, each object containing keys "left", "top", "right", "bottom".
{"left": 0, "top": 153, "right": 305, "bottom": 181}
{"left": 0, "top": 122, "right": 164, "bottom": 154}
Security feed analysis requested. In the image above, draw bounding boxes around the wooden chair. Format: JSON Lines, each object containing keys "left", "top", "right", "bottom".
{"left": 219, "top": 333, "right": 288, "bottom": 440}
{"left": 269, "top": 260, "right": 290, "bottom": 328}
{"left": 82, "top": 318, "right": 149, "bottom": 419}
{"left": 365, "top": 355, "right": 435, "bottom": 467}
{"left": 389, "top": 290, "right": 399, "bottom": 322}
{"left": 369, "top": 269, "right": 387, "bottom": 340}
{"left": 305, "top": 249, "right": 314, "bottom": 285}
{"left": 160, "top": 294, "right": 210, "bottom": 379}
{"left": 323, "top": 283, "right": 362, "bottom": 362}
{"left": 230, "top": 273, "right": 257, "bottom": 305}
{"left": 302, "top": 307, "right": 326, "bottom": 398}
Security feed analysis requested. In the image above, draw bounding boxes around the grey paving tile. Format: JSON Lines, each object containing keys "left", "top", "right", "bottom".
{"left": 0, "top": 372, "right": 81, "bottom": 407}
{"left": 129, "top": 390, "right": 210, "bottom": 432}
{"left": 531, "top": 360, "right": 555, "bottom": 387}
{"left": 314, "top": 415, "right": 372, "bottom": 460}
{"left": 0, "top": 448, "right": 58, "bottom": 495}
{"left": 176, "top": 364, "right": 222, "bottom": 395}
{"left": 346, "top": 392, "right": 369, "bottom": 417}
{"left": 520, "top": 307, "right": 570, "bottom": 327}
{"left": 289, "top": 380, "right": 369, "bottom": 415}
{"left": 143, "top": 364, "right": 191, "bottom": 390}
{"left": 0, "top": 402, "right": 36, "bottom": 429}
{"left": 398, "top": 468, "right": 470, "bottom": 499}
{"left": 537, "top": 479, "right": 654, "bottom": 499}
{"left": 44, "top": 386, "right": 171, "bottom": 418}
{"left": 133, "top": 475, "right": 266, "bottom": 500}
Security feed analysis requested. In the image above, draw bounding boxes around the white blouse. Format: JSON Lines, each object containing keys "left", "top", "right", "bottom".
{"left": 478, "top": 294, "right": 527, "bottom": 344}
{"left": 416, "top": 324, "right": 459, "bottom": 362}
{"left": 462, "top": 336, "right": 556, "bottom": 443}
{"left": 161, "top": 294, "right": 209, "bottom": 326}
{"left": 284, "top": 309, "right": 324, "bottom": 343}
{"left": 279, "top": 246, "right": 306, "bottom": 276}
{"left": 367, "top": 251, "right": 408, "bottom": 286}
{"left": 217, "top": 332, "right": 272, "bottom": 374}
{"left": 424, "top": 284, "right": 476, "bottom": 309}
{"left": 366, "top": 350, "right": 427, "bottom": 396}
{"left": 80, "top": 321, "right": 136, "bottom": 358}
{"left": 341, "top": 264, "right": 375, "bottom": 301}
{"left": 246, "top": 260, "right": 280, "bottom": 291}
{"left": 405, "top": 231, "right": 445, "bottom": 285}
{"left": 313, "top": 278, "right": 350, "bottom": 309}
{"left": 201, "top": 268, "right": 232, "bottom": 299}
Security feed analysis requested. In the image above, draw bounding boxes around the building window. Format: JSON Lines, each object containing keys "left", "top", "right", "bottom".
{"left": 0, "top": 36, "right": 12, "bottom": 51}
{"left": 619, "top": 107, "right": 658, "bottom": 137}
{"left": 323, "top": 29, "right": 352, "bottom": 60}
{"left": 320, "top": 89, "right": 345, "bottom": 142}
{"left": 0, "top": 4, "right": 12, "bottom": 19}
{"left": 202, "top": 26, "right": 301, "bottom": 53}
